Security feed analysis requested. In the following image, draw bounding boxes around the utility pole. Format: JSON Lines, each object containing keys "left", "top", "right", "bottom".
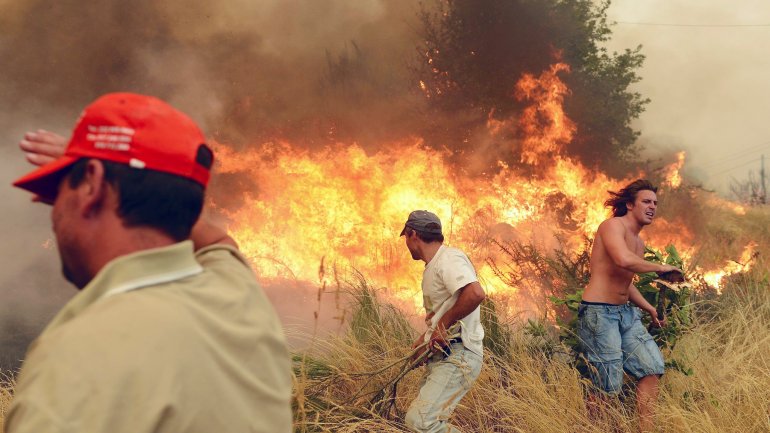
{"left": 762, "top": 154, "right": 767, "bottom": 204}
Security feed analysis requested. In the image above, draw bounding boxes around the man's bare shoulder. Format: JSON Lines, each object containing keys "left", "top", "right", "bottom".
{"left": 597, "top": 217, "right": 624, "bottom": 233}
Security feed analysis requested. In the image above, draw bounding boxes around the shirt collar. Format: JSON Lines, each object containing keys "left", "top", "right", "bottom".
{"left": 43, "top": 241, "right": 202, "bottom": 332}
{"left": 424, "top": 244, "right": 446, "bottom": 270}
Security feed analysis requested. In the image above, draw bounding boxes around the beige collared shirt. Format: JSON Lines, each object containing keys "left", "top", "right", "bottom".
{"left": 5, "top": 241, "right": 292, "bottom": 433}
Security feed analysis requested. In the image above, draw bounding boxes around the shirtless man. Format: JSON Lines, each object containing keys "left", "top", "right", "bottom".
{"left": 579, "top": 179, "right": 681, "bottom": 432}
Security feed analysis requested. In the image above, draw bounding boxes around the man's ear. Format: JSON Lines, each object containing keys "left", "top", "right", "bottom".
{"left": 78, "top": 159, "right": 111, "bottom": 218}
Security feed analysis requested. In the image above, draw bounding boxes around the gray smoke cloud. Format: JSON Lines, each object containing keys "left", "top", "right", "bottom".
{"left": 603, "top": 1, "right": 770, "bottom": 194}
{"left": 0, "top": 0, "right": 422, "bottom": 372}
{"left": 0, "top": 0, "right": 422, "bottom": 142}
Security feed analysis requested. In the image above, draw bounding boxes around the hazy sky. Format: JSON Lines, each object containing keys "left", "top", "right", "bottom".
{"left": 604, "top": 0, "right": 770, "bottom": 194}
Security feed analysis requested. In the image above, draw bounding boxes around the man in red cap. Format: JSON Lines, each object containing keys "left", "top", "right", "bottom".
{"left": 6, "top": 93, "right": 292, "bottom": 433}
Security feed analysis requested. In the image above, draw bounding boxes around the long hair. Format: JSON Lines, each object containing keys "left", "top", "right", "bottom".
{"left": 605, "top": 179, "right": 658, "bottom": 217}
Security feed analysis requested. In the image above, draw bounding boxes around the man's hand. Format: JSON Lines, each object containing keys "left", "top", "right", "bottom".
{"left": 647, "top": 308, "right": 666, "bottom": 328}
{"left": 656, "top": 265, "right": 684, "bottom": 283}
{"left": 409, "top": 325, "right": 451, "bottom": 366}
{"left": 427, "top": 324, "right": 450, "bottom": 354}
{"left": 19, "top": 129, "right": 66, "bottom": 166}
{"left": 424, "top": 311, "right": 435, "bottom": 327}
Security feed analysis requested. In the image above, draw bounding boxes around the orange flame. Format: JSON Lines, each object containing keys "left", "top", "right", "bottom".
{"left": 209, "top": 63, "right": 743, "bottom": 311}
{"left": 701, "top": 242, "right": 758, "bottom": 293}
{"left": 663, "top": 151, "right": 685, "bottom": 188}
{"left": 515, "top": 63, "right": 576, "bottom": 165}
{"left": 707, "top": 195, "right": 746, "bottom": 216}
{"left": 212, "top": 138, "right": 625, "bottom": 308}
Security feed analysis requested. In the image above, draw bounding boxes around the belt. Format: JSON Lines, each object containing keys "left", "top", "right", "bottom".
{"left": 430, "top": 337, "right": 463, "bottom": 362}
{"left": 580, "top": 300, "right": 626, "bottom": 307}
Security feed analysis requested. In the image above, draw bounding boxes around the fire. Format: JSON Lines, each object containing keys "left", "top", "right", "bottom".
{"left": 212, "top": 138, "right": 619, "bottom": 307}
{"left": 701, "top": 242, "right": 758, "bottom": 292}
{"left": 663, "top": 151, "right": 685, "bottom": 188}
{"left": 515, "top": 63, "right": 576, "bottom": 165}
{"left": 707, "top": 195, "right": 747, "bottom": 216}
{"left": 208, "top": 62, "right": 745, "bottom": 312}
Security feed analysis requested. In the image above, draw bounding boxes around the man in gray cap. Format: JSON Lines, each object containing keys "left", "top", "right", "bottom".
{"left": 400, "top": 210, "right": 486, "bottom": 433}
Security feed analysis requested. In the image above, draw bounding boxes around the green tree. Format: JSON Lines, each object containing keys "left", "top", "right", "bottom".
{"left": 414, "top": 0, "right": 648, "bottom": 176}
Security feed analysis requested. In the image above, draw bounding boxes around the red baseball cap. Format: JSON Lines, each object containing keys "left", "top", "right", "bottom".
{"left": 13, "top": 92, "right": 212, "bottom": 202}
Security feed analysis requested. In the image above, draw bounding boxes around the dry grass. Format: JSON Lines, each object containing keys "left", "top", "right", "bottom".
{"left": 1, "top": 275, "right": 766, "bottom": 433}
{"left": 0, "top": 375, "right": 14, "bottom": 432}
{"left": 655, "top": 278, "right": 770, "bottom": 432}
{"left": 292, "top": 274, "right": 770, "bottom": 432}
{"left": 688, "top": 203, "right": 770, "bottom": 270}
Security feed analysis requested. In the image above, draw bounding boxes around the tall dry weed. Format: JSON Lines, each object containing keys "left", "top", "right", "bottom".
{"left": 657, "top": 278, "right": 770, "bottom": 432}
{"left": 0, "top": 375, "right": 14, "bottom": 432}
{"left": 292, "top": 273, "right": 770, "bottom": 432}
{"left": 0, "top": 275, "right": 766, "bottom": 432}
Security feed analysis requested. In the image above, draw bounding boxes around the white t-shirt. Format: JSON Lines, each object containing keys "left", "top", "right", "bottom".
{"left": 422, "top": 245, "right": 484, "bottom": 356}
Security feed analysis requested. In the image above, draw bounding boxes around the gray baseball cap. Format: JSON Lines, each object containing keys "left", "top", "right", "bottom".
{"left": 399, "top": 210, "right": 443, "bottom": 236}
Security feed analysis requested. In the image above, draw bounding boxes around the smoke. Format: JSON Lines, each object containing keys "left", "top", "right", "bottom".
{"left": 0, "top": 139, "right": 72, "bottom": 371}
{"left": 0, "top": 0, "right": 423, "bottom": 145}
{"left": 602, "top": 0, "right": 770, "bottom": 194}
{"left": 2, "top": 0, "right": 720, "bottom": 371}
{"left": 0, "top": 0, "right": 424, "bottom": 371}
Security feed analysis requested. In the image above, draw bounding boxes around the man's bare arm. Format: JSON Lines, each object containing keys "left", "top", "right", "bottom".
{"left": 628, "top": 283, "right": 664, "bottom": 327}
{"left": 430, "top": 281, "right": 486, "bottom": 347}
{"left": 600, "top": 219, "right": 679, "bottom": 275}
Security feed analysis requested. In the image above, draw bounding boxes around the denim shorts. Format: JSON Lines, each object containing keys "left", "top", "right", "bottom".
{"left": 577, "top": 302, "right": 665, "bottom": 395}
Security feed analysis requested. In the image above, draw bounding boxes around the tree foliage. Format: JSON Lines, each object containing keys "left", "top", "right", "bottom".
{"left": 414, "top": 0, "right": 648, "bottom": 176}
